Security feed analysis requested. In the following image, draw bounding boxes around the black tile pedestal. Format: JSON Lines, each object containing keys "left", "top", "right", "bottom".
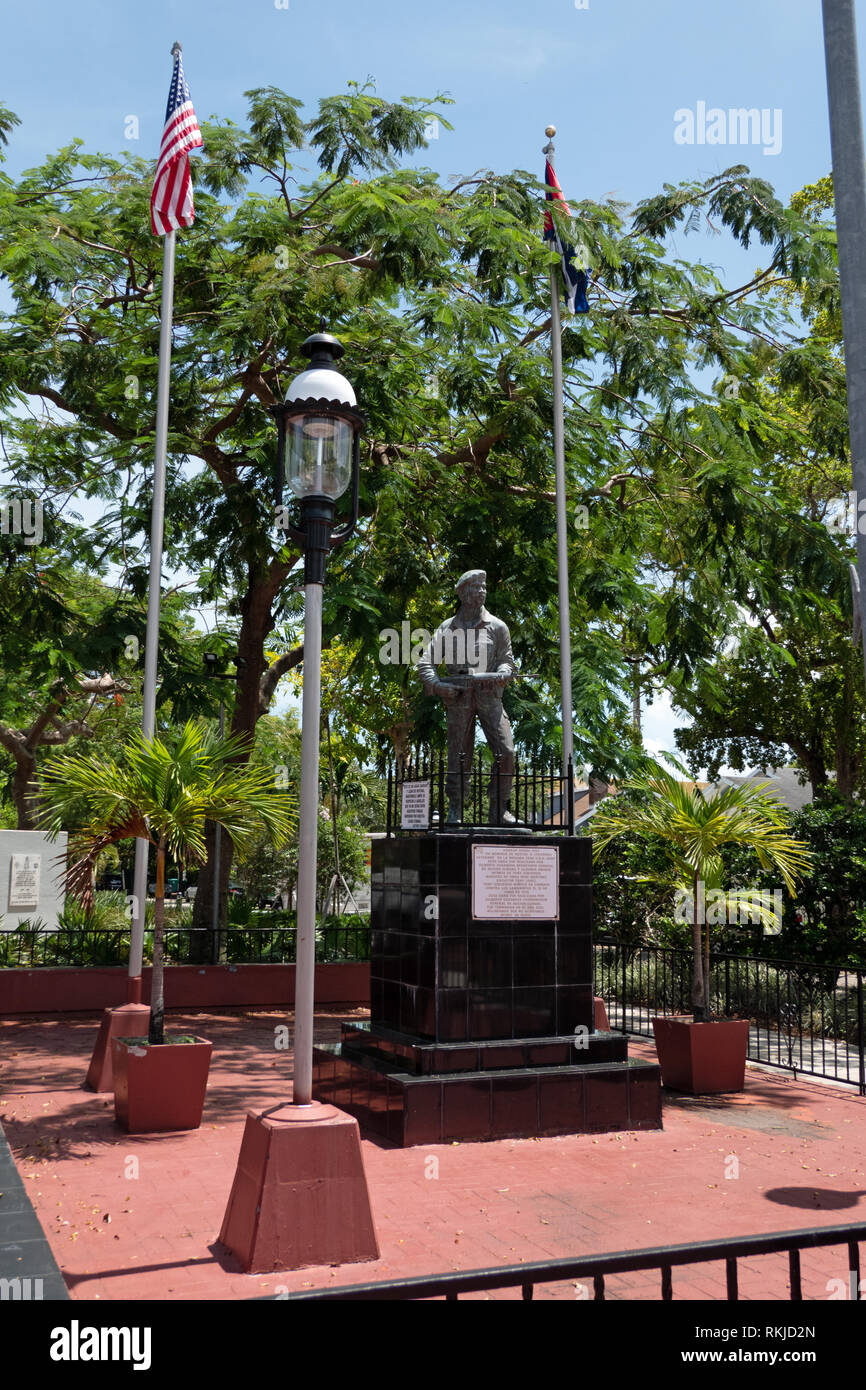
{"left": 312, "top": 832, "right": 661, "bottom": 1144}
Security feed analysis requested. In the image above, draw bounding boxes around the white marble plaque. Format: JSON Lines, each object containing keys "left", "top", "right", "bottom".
{"left": 401, "top": 780, "right": 430, "bottom": 830}
{"left": 9, "top": 853, "right": 41, "bottom": 909}
{"left": 472, "top": 844, "right": 558, "bottom": 920}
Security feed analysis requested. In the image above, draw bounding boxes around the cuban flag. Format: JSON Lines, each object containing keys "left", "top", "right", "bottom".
{"left": 150, "top": 48, "right": 203, "bottom": 236}
{"left": 544, "top": 159, "right": 589, "bottom": 315}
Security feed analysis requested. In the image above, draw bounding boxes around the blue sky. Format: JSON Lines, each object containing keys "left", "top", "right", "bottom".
{"left": 2, "top": 0, "right": 860, "bottom": 766}
{"left": 4, "top": 0, "right": 847, "bottom": 214}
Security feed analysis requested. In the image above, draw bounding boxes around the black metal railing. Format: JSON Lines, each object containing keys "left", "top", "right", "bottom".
{"left": 386, "top": 749, "right": 574, "bottom": 834}
{"left": 0, "top": 921, "right": 372, "bottom": 969}
{"left": 279, "top": 1219, "right": 866, "bottom": 1300}
{"left": 594, "top": 942, "right": 866, "bottom": 1093}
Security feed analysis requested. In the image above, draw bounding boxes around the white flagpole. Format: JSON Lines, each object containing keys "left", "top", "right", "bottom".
{"left": 128, "top": 210, "right": 177, "bottom": 1001}
{"left": 822, "top": 0, "right": 866, "bottom": 683}
{"left": 543, "top": 125, "right": 574, "bottom": 772}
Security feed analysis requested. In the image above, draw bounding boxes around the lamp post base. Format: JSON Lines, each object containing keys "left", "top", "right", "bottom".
{"left": 218, "top": 1101, "right": 379, "bottom": 1273}
{"left": 84, "top": 1002, "right": 151, "bottom": 1092}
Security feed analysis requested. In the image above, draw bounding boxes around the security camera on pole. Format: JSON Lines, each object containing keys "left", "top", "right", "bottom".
{"left": 218, "top": 330, "right": 378, "bottom": 1273}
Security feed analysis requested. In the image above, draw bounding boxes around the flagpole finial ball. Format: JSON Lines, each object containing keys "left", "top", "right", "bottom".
{"left": 545, "top": 125, "right": 556, "bottom": 137}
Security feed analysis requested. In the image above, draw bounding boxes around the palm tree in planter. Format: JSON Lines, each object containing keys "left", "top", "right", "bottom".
{"left": 591, "top": 764, "right": 812, "bottom": 1093}
{"left": 40, "top": 720, "right": 295, "bottom": 1131}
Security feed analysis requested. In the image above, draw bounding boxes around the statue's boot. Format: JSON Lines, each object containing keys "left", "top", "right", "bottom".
{"left": 446, "top": 800, "right": 462, "bottom": 824}
{"left": 488, "top": 802, "right": 516, "bottom": 826}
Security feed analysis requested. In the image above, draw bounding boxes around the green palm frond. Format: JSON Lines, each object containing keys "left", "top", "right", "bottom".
{"left": 40, "top": 720, "right": 297, "bottom": 901}
{"left": 592, "top": 762, "right": 813, "bottom": 900}
{"left": 592, "top": 762, "right": 813, "bottom": 1020}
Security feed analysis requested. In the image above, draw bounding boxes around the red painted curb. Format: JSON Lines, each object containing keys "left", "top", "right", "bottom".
{"left": 0, "top": 962, "right": 370, "bottom": 1015}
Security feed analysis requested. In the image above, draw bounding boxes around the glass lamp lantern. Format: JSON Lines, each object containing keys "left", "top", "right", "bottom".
{"left": 285, "top": 414, "right": 354, "bottom": 501}
{"left": 275, "top": 333, "right": 364, "bottom": 489}
{"left": 272, "top": 332, "right": 365, "bottom": 582}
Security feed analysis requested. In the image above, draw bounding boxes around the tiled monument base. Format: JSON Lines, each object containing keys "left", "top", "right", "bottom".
{"left": 312, "top": 1031, "right": 661, "bottom": 1145}
{"left": 311, "top": 831, "right": 662, "bottom": 1145}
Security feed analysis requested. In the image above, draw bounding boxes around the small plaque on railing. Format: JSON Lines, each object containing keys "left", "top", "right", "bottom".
{"left": 400, "top": 780, "right": 431, "bottom": 830}
{"left": 472, "top": 844, "right": 558, "bottom": 920}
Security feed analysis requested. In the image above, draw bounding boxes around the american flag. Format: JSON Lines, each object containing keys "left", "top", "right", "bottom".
{"left": 543, "top": 158, "right": 589, "bottom": 315}
{"left": 150, "top": 48, "right": 203, "bottom": 236}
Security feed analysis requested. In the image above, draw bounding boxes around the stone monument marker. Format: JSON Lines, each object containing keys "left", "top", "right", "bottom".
{"left": 311, "top": 574, "right": 662, "bottom": 1144}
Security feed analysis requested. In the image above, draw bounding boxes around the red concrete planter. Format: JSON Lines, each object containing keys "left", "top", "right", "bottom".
{"left": 112, "top": 1035, "right": 213, "bottom": 1133}
{"left": 651, "top": 1016, "right": 750, "bottom": 1094}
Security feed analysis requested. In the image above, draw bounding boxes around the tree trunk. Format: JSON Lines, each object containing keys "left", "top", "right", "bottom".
{"left": 783, "top": 733, "right": 828, "bottom": 801}
{"left": 190, "top": 572, "right": 281, "bottom": 943}
{"left": 794, "top": 745, "right": 829, "bottom": 801}
{"left": 12, "top": 752, "right": 39, "bottom": 830}
{"left": 188, "top": 820, "right": 234, "bottom": 963}
{"left": 148, "top": 839, "right": 166, "bottom": 1045}
{"left": 389, "top": 718, "right": 413, "bottom": 764}
{"left": 836, "top": 739, "right": 854, "bottom": 803}
{"left": 836, "top": 668, "right": 857, "bottom": 802}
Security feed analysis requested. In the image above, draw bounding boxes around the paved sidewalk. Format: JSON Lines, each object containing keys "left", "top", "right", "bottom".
{"left": 1, "top": 1007, "right": 864, "bottom": 1301}
{"left": 0, "top": 1116, "right": 68, "bottom": 1300}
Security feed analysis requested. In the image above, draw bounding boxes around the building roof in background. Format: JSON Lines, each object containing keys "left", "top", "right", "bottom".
{"left": 544, "top": 766, "right": 811, "bottom": 829}
{"left": 715, "top": 767, "right": 813, "bottom": 813}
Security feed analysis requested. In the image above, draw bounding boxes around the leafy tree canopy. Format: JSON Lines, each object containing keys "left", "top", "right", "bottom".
{"left": 0, "top": 83, "right": 852, "bottom": 913}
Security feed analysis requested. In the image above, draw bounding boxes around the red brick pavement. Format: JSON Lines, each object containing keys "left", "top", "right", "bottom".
{"left": 1, "top": 1007, "right": 864, "bottom": 1302}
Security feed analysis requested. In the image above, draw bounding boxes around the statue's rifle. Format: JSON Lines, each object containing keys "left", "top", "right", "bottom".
{"left": 441, "top": 671, "right": 543, "bottom": 692}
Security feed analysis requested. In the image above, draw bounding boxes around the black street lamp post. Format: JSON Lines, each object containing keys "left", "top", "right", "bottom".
{"left": 272, "top": 331, "right": 364, "bottom": 1105}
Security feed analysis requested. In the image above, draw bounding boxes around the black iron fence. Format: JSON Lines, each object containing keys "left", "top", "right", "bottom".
{"left": 386, "top": 749, "right": 575, "bottom": 834}
{"left": 595, "top": 941, "right": 866, "bottom": 1093}
{"left": 0, "top": 921, "right": 372, "bottom": 969}
{"left": 4, "top": 923, "right": 864, "bottom": 1091}
{"left": 279, "top": 1219, "right": 866, "bottom": 1300}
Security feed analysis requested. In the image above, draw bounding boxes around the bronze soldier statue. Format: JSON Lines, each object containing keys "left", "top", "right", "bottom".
{"left": 415, "top": 570, "right": 517, "bottom": 824}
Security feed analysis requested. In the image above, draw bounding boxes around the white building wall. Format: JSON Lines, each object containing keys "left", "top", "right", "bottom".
{"left": 0, "top": 830, "right": 68, "bottom": 930}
